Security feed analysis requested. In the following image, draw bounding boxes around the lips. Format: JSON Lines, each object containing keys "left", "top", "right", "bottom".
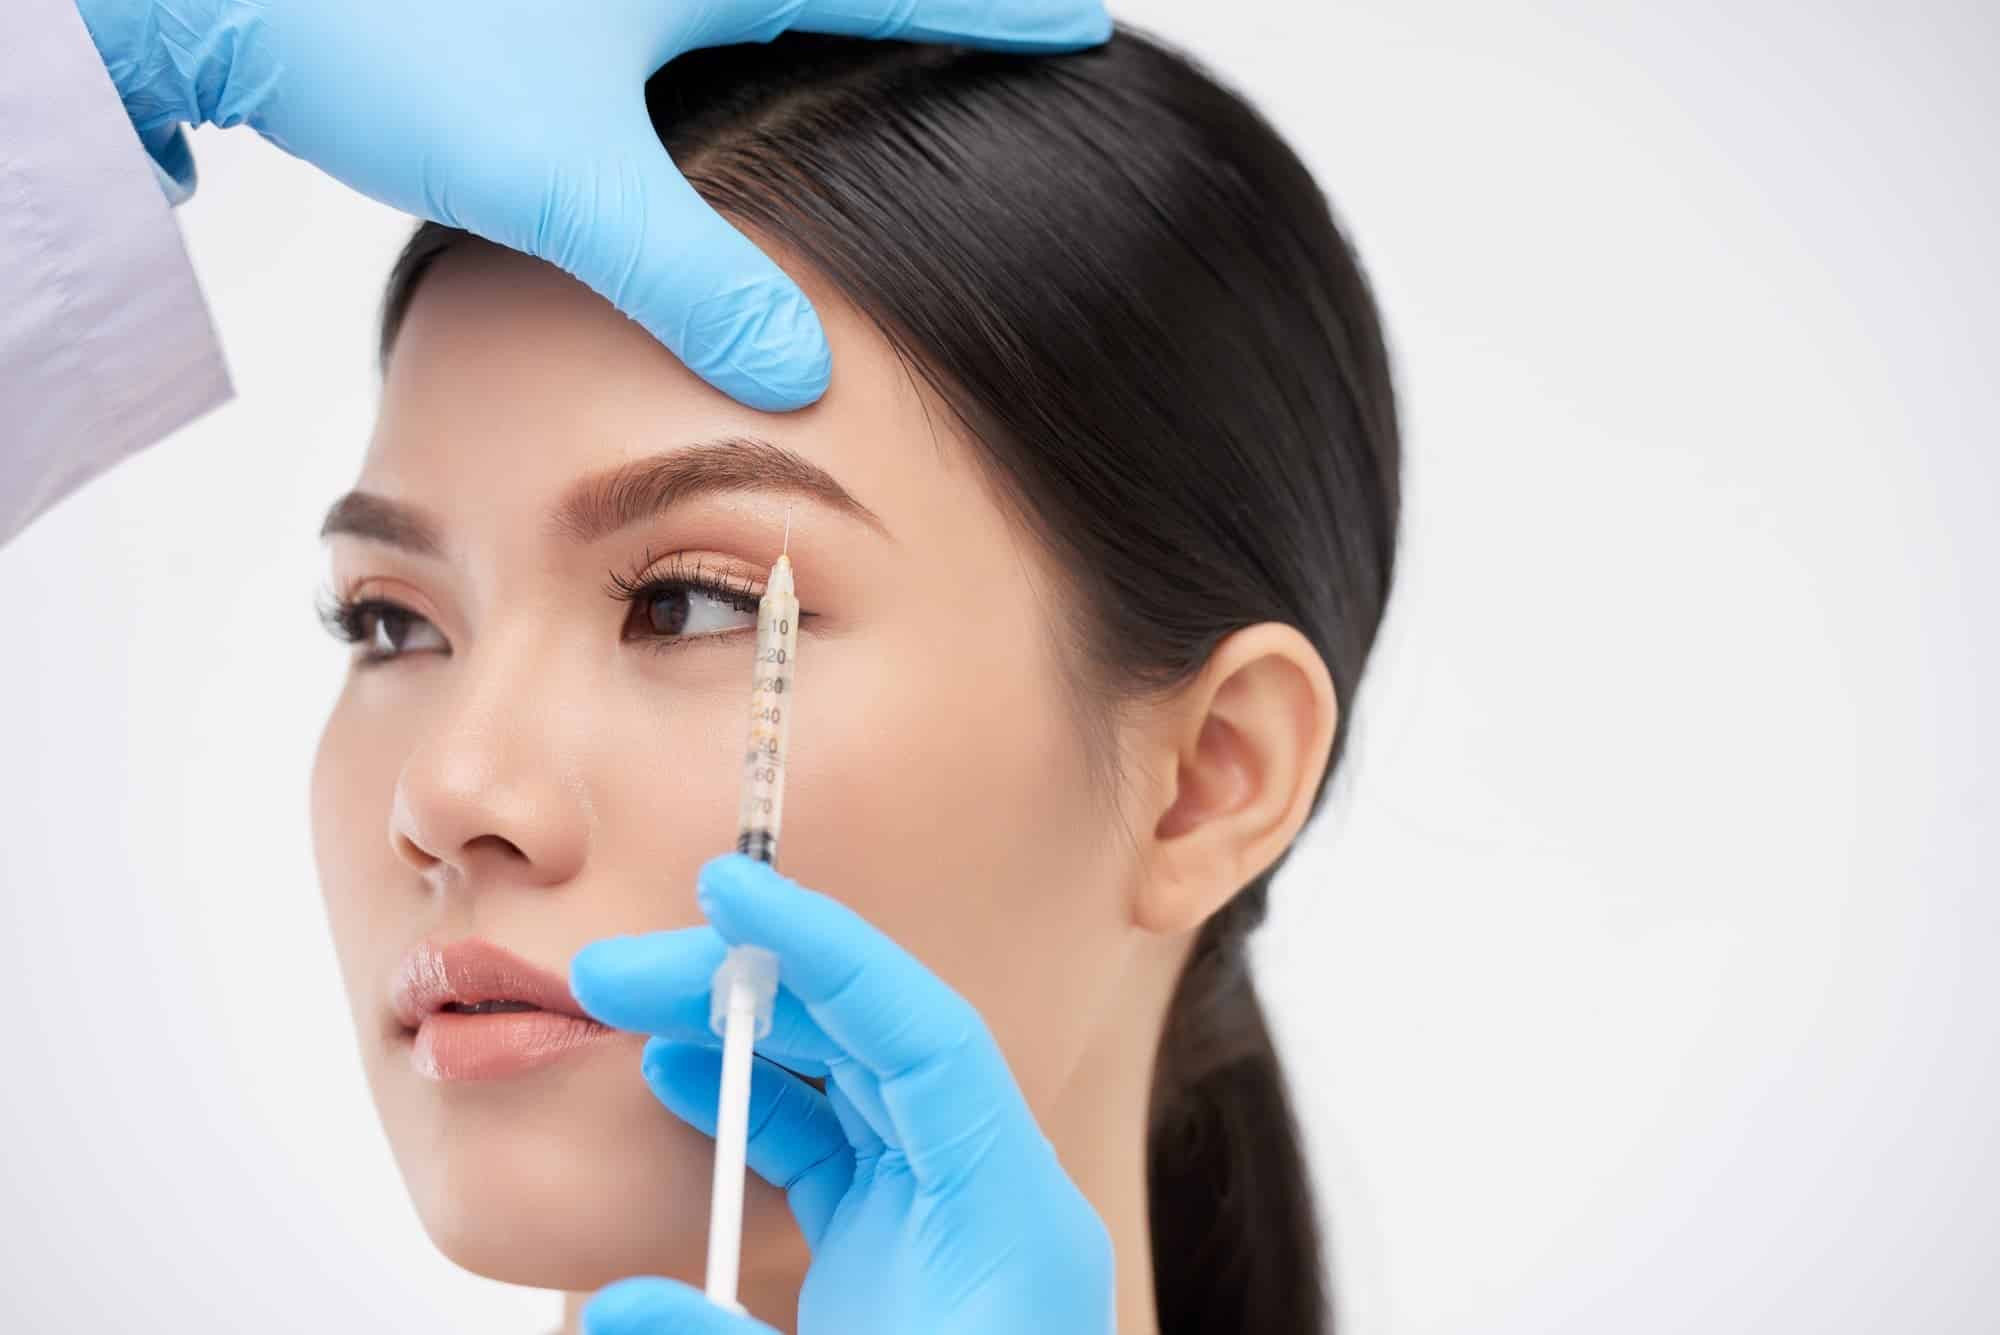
{"left": 392, "top": 939, "right": 616, "bottom": 1081}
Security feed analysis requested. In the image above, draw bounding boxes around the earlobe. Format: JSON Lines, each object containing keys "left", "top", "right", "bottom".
{"left": 1139, "top": 624, "right": 1338, "bottom": 937}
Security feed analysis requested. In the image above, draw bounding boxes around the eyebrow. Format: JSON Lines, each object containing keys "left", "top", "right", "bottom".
{"left": 319, "top": 435, "right": 888, "bottom": 554}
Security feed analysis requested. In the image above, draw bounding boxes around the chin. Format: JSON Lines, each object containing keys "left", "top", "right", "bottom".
{"left": 368, "top": 1034, "right": 720, "bottom": 1290}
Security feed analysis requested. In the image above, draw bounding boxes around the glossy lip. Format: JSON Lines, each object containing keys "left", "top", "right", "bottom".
{"left": 391, "top": 938, "right": 615, "bottom": 1081}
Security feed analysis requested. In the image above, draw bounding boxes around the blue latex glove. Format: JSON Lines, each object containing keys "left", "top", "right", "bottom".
{"left": 71, "top": 0, "right": 1112, "bottom": 411}
{"left": 569, "top": 853, "right": 1116, "bottom": 1334}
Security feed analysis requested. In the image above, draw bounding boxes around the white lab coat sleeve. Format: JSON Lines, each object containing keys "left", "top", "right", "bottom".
{"left": 0, "top": 0, "right": 233, "bottom": 549}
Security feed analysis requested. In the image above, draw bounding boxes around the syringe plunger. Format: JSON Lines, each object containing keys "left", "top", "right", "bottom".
{"left": 709, "top": 944, "right": 779, "bottom": 1040}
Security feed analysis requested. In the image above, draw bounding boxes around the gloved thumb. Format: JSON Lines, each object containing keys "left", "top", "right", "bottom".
{"left": 530, "top": 125, "right": 833, "bottom": 412}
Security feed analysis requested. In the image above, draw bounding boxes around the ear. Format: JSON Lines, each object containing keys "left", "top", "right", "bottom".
{"left": 1137, "top": 623, "right": 1339, "bottom": 937}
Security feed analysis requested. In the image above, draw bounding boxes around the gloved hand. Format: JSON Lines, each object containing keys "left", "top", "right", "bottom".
{"left": 71, "top": 0, "right": 1111, "bottom": 411}
{"left": 569, "top": 852, "right": 1116, "bottom": 1334}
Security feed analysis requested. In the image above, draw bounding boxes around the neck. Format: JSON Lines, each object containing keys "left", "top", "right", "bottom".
{"left": 1041, "top": 997, "right": 1166, "bottom": 1335}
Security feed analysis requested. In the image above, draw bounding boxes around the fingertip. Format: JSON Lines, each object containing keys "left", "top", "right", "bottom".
{"left": 642, "top": 1032, "right": 721, "bottom": 1081}
{"left": 567, "top": 936, "right": 628, "bottom": 1019}
{"left": 694, "top": 857, "right": 725, "bottom": 915}
{"left": 698, "top": 851, "right": 785, "bottom": 907}
{"left": 580, "top": 1276, "right": 687, "bottom": 1332}
{"left": 681, "top": 277, "right": 832, "bottom": 412}
{"left": 569, "top": 929, "right": 729, "bottom": 1030}
{"left": 1060, "top": 1, "right": 1115, "bottom": 46}
{"left": 584, "top": 1275, "right": 767, "bottom": 1330}
{"left": 642, "top": 1037, "right": 726, "bottom": 1131}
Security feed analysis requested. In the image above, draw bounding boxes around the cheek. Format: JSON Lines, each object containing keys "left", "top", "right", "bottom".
{"left": 580, "top": 657, "right": 756, "bottom": 925}
{"left": 309, "top": 690, "right": 405, "bottom": 1008}
{"left": 780, "top": 627, "right": 1125, "bottom": 1110}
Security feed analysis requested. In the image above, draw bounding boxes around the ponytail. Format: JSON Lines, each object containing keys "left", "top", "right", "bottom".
{"left": 1149, "top": 874, "right": 1331, "bottom": 1335}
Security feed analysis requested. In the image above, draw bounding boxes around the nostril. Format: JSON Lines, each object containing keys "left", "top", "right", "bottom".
{"left": 463, "top": 832, "right": 528, "bottom": 862}
{"left": 392, "top": 831, "right": 438, "bottom": 870}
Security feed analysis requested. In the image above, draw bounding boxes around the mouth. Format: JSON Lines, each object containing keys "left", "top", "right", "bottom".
{"left": 391, "top": 939, "right": 617, "bottom": 1082}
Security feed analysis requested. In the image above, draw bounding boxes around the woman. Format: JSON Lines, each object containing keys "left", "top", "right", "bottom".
{"left": 311, "top": 26, "right": 1399, "bottom": 1335}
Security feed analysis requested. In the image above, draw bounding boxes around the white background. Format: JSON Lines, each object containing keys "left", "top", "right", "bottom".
{"left": 3, "top": 1, "right": 1995, "bottom": 1331}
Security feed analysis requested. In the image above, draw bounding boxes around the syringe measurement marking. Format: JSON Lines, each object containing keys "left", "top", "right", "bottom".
{"left": 736, "top": 560, "right": 796, "bottom": 862}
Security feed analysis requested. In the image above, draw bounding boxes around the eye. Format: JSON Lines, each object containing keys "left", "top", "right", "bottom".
{"left": 317, "top": 593, "right": 449, "bottom": 664}
{"left": 604, "top": 551, "right": 772, "bottom": 650}
{"left": 620, "top": 580, "right": 761, "bottom": 644}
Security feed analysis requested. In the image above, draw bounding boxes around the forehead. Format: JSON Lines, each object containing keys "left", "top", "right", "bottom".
{"left": 364, "top": 237, "right": 984, "bottom": 553}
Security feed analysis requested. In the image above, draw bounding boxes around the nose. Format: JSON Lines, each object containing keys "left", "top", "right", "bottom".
{"left": 389, "top": 652, "right": 591, "bottom": 892}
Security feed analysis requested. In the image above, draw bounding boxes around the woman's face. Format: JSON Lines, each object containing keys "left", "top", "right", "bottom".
{"left": 309, "top": 239, "right": 1146, "bottom": 1291}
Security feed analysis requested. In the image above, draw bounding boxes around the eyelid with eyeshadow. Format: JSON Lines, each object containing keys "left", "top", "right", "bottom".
{"left": 601, "top": 547, "right": 766, "bottom": 606}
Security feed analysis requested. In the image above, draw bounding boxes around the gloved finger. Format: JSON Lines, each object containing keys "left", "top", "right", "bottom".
{"left": 824, "top": 1078, "right": 887, "bottom": 1160}
{"left": 571, "top": 924, "right": 895, "bottom": 1146}
{"left": 673, "top": 0, "right": 1112, "bottom": 53}
{"left": 792, "top": 0, "right": 1114, "bottom": 52}
{"left": 569, "top": 876, "right": 1000, "bottom": 1164}
{"left": 696, "top": 853, "right": 1041, "bottom": 1194}
{"left": 641, "top": 1038, "right": 856, "bottom": 1247}
{"left": 571, "top": 926, "right": 832, "bottom": 1078}
{"left": 582, "top": 1275, "right": 775, "bottom": 1334}
{"left": 532, "top": 130, "right": 831, "bottom": 413}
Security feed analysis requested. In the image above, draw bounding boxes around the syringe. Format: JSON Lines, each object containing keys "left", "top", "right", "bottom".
{"left": 704, "top": 533, "right": 796, "bottom": 1317}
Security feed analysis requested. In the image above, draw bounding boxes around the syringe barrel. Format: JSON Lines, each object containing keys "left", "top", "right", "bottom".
{"left": 735, "top": 555, "right": 797, "bottom": 865}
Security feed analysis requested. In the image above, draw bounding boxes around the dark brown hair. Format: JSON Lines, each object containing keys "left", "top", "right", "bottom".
{"left": 381, "top": 26, "right": 1399, "bottom": 1333}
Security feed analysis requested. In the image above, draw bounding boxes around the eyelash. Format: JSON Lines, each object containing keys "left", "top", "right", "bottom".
{"left": 600, "top": 547, "right": 763, "bottom": 612}
{"left": 316, "top": 551, "right": 787, "bottom": 666}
